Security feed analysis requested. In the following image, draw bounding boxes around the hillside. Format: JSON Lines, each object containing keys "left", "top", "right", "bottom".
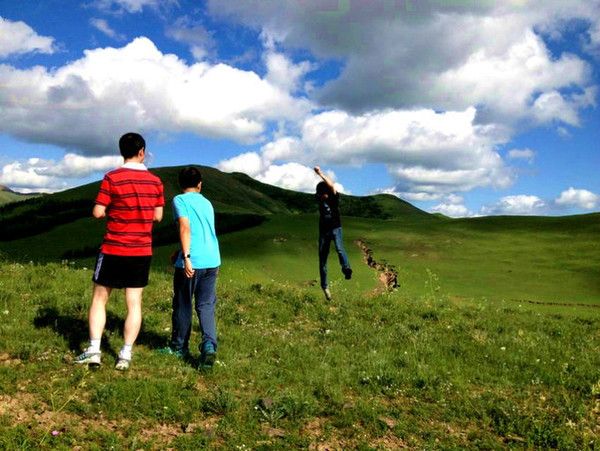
{"left": 0, "top": 184, "right": 39, "bottom": 206}
{"left": 0, "top": 165, "right": 431, "bottom": 261}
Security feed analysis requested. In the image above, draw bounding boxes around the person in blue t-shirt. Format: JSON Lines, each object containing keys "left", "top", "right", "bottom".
{"left": 165, "top": 166, "right": 221, "bottom": 368}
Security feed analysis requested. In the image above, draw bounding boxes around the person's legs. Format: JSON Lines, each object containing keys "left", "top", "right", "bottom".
{"left": 318, "top": 232, "right": 332, "bottom": 289}
{"left": 332, "top": 227, "right": 352, "bottom": 278}
{"left": 123, "top": 287, "right": 143, "bottom": 349}
{"left": 194, "top": 268, "right": 218, "bottom": 351}
{"left": 75, "top": 283, "right": 111, "bottom": 365}
{"left": 170, "top": 268, "right": 193, "bottom": 352}
{"left": 89, "top": 283, "right": 112, "bottom": 343}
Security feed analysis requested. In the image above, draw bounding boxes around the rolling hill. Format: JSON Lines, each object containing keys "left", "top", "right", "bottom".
{"left": 0, "top": 165, "right": 431, "bottom": 261}
{"left": 0, "top": 184, "right": 39, "bottom": 206}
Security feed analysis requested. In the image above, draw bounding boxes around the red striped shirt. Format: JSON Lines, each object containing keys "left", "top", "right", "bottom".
{"left": 95, "top": 167, "right": 164, "bottom": 256}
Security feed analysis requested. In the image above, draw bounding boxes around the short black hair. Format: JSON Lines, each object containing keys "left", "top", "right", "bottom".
{"left": 179, "top": 166, "right": 202, "bottom": 189}
{"left": 119, "top": 132, "right": 145, "bottom": 159}
{"left": 316, "top": 181, "right": 332, "bottom": 195}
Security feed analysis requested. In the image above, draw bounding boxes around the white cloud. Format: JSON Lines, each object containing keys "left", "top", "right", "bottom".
{"left": 216, "top": 151, "right": 264, "bottom": 178}
{"left": 0, "top": 37, "right": 311, "bottom": 155}
{"left": 266, "top": 107, "right": 512, "bottom": 196}
{"left": 208, "top": 1, "right": 598, "bottom": 127}
{"left": 0, "top": 17, "right": 55, "bottom": 58}
{"left": 431, "top": 203, "right": 472, "bottom": 218}
{"left": 481, "top": 195, "right": 546, "bottom": 216}
{"left": 90, "top": 18, "right": 125, "bottom": 41}
{"left": 265, "top": 51, "right": 313, "bottom": 94}
{"left": 508, "top": 148, "right": 535, "bottom": 163}
{"left": 555, "top": 187, "right": 598, "bottom": 210}
{"left": 0, "top": 153, "right": 122, "bottom": 192}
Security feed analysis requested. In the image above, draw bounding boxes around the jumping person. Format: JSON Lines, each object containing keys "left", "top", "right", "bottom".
{"left": 163, "top": 166, "right": 221, "bottom": 369}
{"left": 75, "top": 132, "right": 164, "bottom": 371}
{"left": 314, "top": 166, "right": 352, "bottom": 300}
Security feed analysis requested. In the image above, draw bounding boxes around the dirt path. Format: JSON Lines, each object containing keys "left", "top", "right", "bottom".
{"left": 354, "top": 239, "right": 398, "bottom": 290}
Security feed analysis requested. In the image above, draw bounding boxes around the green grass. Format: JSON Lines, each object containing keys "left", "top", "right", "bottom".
{"left": 1, "top": 258, "right": 599, "bottom": 449}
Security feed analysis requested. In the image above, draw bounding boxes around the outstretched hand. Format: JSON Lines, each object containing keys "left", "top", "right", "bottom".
{"left": 314, "top": 166, "right": 322, "bottom": 175}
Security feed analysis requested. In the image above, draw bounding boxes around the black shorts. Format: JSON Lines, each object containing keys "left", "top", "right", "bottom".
{"left": 92, "top": 253, "right": 152, "bottom": 288}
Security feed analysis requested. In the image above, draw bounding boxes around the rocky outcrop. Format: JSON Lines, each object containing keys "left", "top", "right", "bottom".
{"left": 354, "top": 239, "right": 399, "bottom": 290}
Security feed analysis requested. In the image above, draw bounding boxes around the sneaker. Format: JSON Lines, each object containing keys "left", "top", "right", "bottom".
{"left": 343, "top": 267, "right": 353, "bottom": 280}
{"left": 74, "top": 349, "right": 101, "bottom": 366}
{"left": 323, "top": 287, "right": 332, "bottom": 301}
{"left": 199, "top": 342, "right": 216, "bottom": 369}
{"left": 115, "top": 358, "right": 130, "bottom": 371}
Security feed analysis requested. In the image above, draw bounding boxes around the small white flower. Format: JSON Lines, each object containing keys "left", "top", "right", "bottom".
{"left": 500, "top": 346, "right": 506, "bottom": 351}
{"left": 2, "top": 310, "right": 8, "bottom": 315}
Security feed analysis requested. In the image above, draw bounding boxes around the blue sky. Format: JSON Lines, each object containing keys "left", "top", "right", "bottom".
{"left": 0, "top": 0, "right": 599, "bottom": 217}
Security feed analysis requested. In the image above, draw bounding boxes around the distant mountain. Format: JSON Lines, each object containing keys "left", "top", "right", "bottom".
{"left": 0, "top": 165, "right": 433, "bottom": 259}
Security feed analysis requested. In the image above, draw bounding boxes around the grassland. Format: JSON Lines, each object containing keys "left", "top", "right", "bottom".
{"left": 1, "top": 255, "right": 599, "bottom": 449}
{"left": 1, "top": 166, "right": 600, "bottom": 448}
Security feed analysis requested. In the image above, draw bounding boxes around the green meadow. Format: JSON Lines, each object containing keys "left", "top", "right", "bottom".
{"left": 1, "top": 166, "right": 600, "bottom": 449}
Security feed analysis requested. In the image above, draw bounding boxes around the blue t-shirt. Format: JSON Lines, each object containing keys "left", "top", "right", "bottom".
{"left": 173, "top": 192, "right": 221, "bottom": 269}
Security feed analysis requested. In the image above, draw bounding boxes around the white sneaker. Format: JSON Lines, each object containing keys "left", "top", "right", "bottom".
{"left": 74, "top": 349, "right": 101, "bottom": 366}
{"left": 323, "top": 288, "right": 332, "bottom": 301}
{"left": 115, "top": 358, "right": 130, "bottom": 371}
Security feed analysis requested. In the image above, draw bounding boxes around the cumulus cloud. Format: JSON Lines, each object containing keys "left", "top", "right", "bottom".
{"left": 217, "top": 155, "right": 345, "bottom": 193}
{"left": 431, "top": 194, "right": 473, "bottom": 217}
{"left": 208, "top": 0, "right": 598, "bottom": 127}
{"left": 555, "top": 187, "right": 598, "bottom": 210}
{"left": 508, "top": 148, "right": 535, "bottom": 163}
{"left": 0, "top": 37, "right": 311, "bottom": 155}
{"left": 222, "top": 106, "right": 513, "bottom": 197}
{"left": 0, "top": 153, "right": 121, "bottom": 192}
{"left": 481, "top": 195, "right": 547, "bottom": 216}
{"left": 90, "top": 18, "right": 125, "bottom": 41}
{"left": 0, "top": 17, "right": 55, "bottom": 58}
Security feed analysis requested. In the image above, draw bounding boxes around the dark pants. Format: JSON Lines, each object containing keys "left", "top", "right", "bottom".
{"left": 171, "top": 267, "right": 219, "bottom": 352}
{"left": 318, "top": 227, "right": 351, "bottom": 289}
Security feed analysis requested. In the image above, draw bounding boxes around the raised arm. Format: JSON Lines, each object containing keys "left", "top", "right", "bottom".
{"left": 314, "top": 166, "right": 337, "bottom": 195}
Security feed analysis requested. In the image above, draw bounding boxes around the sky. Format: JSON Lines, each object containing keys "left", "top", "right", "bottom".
{"left": 0, "top": 0, "right": 599, "bottom": 217}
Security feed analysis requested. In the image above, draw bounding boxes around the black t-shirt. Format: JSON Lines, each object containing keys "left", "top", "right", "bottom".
{"left": 318, "top": 192, "right": 342, "bottom": 231}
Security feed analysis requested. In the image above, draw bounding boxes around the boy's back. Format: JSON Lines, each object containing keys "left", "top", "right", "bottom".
{"left": 96, "top": 165, "right": 164, "bottom": 256}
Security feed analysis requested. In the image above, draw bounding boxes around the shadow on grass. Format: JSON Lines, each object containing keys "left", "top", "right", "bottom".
{"left": 33, "top": 306, "right": 167, "bottom": 358}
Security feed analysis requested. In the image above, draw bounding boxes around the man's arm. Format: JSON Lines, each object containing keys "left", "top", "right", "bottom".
{"left": 92, "top": 204, "right": 106, "bottom": 219}
{"left": 178, "top": 216, "right": 194, "bottom": 278}
{"left": 314, "top": 166, "right": 337, "bottom": 195}
{"left": 153, "top": 206, "right": 163, "bottom": 222}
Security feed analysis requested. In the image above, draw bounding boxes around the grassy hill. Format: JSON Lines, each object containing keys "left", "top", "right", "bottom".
{"left": 0, "top": 185, "right": 39, "bottom": 206}
{"left": 1, "top": 167, "right": 600, "bottom": 448}
{"left": 0, "top": 165, "right": 430, "bottom": 262}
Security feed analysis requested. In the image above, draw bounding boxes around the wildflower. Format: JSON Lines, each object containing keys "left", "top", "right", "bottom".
{"left": 500, "top": 346, "right": 506, "bottom": 351}
{"left": 51, "top": 430, "right": 60, "bottom": 436}
{"left": 2, "top": 310, "right": 8, "bottom": 315}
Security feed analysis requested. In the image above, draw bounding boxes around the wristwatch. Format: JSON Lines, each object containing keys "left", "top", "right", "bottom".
{"left": 182, "top": 253, "right": 191, "bottom": 259}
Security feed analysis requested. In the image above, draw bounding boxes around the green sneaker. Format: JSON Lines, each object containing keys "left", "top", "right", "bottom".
{"left": 199, "top": 342, "right": 216, "bottom": 369}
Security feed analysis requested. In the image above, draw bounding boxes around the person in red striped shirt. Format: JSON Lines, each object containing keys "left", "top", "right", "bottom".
{"left": 75, "top": 132, "right": 164, "bottom": 371}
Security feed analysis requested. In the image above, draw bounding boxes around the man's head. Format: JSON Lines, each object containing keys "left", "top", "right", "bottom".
{"left": 119, "top": 133, "right": 146, "bottom": 160}
{"left": 179, "top": 166, "right": 202, "bottom": 190}
{"left": 316, "top": 181, "right": 332, "bottom": 200}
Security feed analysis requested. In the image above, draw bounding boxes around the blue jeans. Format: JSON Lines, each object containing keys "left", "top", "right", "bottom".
{"left": 171, "top": 267, "right": 219, "bottom": 352}
{"left": 318, "top": 227, "right": 351, "bottom": 289}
